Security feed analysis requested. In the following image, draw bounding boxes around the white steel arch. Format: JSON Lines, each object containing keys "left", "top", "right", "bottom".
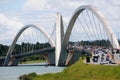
{"left": 62, "top": 5, "right": 119, "bottom": 51}
{"left": 4, "top": 24, "right": 55, "bottom": 66}
{"left": 58, "top": 5, "right": 120, "bottom": 66}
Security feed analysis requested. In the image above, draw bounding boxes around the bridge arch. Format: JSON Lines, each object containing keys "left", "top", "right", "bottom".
{"left": 62, "top": 5, "right": 119, "bottom": 50}
{"left": 59, "top": 5, "right": 119, "bottom": 66}
{"left": 4, "top": 24, "right": 55, "bottom": 66}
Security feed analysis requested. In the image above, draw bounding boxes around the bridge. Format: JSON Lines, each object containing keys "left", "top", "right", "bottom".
{"left": 0, "top": 5, "right": 120, "bottom": 66}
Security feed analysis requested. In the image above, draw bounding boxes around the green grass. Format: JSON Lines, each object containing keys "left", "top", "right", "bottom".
{"left": 19, "top": 60, "right": 46, "bottom": 64}
{"left": 33, "top": 59, "right": 120, "bottom": 80}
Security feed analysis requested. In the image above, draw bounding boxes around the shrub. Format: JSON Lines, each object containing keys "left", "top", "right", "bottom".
{"left": 18, "top": 72, "right": 37, "bottom": 80}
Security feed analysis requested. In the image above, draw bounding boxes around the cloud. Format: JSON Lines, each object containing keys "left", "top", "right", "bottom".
{"left": 0, "top": 13, "right": 24, "bottom": 44}
{"left": 23, "top": 0, "right": 89, "bottom": 12}
{"left": 109, "top": 0, "right": 120, "bottom": 6}
{"left": 23, "top": 0, "right": 52, "bottom": 11}
{"left": 70, "top": 0, "right": 120, "bottom": 33}
{"left": 64, "top": 0, "right": 88, "bottom": 9}
{"left": 68, "top": 2, "right": 85, "bottom": 7}
{"left": 0, "top": 14, "right": 23, "bottom": 30}
{"left": 0, "top": 0, "right": 12, "bottom": 4}
{"left": 0, "top": 0, "right": 120, "bottom": 44}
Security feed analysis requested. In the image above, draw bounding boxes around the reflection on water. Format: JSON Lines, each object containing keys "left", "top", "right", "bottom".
{"left": 0, "top": 63, "right": 65, "bottom": 80}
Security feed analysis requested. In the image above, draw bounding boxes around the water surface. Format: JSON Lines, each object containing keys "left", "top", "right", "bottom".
{"left": 0, "top": 63, "right": 65, "bottom": 80}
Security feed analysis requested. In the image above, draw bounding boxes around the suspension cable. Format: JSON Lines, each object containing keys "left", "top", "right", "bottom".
{"left": 80, "top": 13, "right": 93, "bottom": 43}
{"left": 85, "top": 10, "right": 96, "bottom": 42}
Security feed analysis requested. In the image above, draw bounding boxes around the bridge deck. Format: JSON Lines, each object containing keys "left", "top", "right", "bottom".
{"left": 0, "top": 47, "right": 55, "bottom": 60}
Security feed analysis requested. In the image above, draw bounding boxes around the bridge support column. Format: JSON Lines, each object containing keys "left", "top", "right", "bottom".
{"left": 48, "top": 52, "right": 55, "bottom": 65}
{"left": 0, "top": 59, "right": 5, "bottom": 66}
{"left": 43, "top": 54, "right": 50, "bottom": 64}
{"left": 65, "top": 50, "right": 82, "bottom": 65}
{"left": 8, "top": 57, "right": 20, "bottom": 66}
{"left": 55, "top": 13, "right": 64, "bottom": 66}
{"left": 65, "top": 50, "right": 74, "bottom": 65}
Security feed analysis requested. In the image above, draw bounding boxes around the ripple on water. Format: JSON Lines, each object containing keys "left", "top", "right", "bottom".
{"left": 0, "top": 63, "right": 65, "bottom": 80}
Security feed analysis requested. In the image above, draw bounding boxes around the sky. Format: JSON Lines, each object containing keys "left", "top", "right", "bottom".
{"left": 0, "top": 0, "right": 120, "bottom": 45}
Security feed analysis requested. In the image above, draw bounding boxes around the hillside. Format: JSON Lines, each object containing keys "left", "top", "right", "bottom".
{"left": 32, "top": 59, "right": 120, "bottom": 80}
{"left": 19, "top": 58, "right": 120, "bottom": 80}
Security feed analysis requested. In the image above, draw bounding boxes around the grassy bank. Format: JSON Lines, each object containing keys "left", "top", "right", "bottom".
{"left": 19, "top": 59, "right": 120, "bottom": 80}
{"left": 32, "top": 59, "right": 120, "bottom": 80}
{"left": 19, "top": 60, "right": 46, "bottom": 64}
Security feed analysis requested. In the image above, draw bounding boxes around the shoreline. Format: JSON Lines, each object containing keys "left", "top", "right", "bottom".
{"left": 19, "top": 60, "right": 46, "bottom": 64}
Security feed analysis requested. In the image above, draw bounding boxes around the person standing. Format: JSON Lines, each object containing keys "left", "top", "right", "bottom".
{"left": 106, "top": 52, "right": 110, "bottom": 63}
{"left": 101, "top": 52, "right": 105, "bottom": 63}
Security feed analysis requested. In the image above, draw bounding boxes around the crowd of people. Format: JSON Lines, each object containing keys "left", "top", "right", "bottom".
{"left": 67, "top": 45, "right": 120, "bottom": 64}
{"left": 81, "top": 46, "right": 117, "bottom": 64}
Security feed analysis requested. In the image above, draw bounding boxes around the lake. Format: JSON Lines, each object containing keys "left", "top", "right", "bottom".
{"left": 0, "top": 63, "right": 65, "bottom": 80}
